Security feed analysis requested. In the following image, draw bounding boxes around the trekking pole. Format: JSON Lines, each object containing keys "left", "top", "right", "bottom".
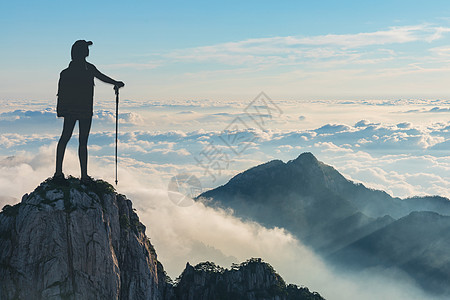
{"left": 114, "top": 85, "right": 119, "bottom": 185}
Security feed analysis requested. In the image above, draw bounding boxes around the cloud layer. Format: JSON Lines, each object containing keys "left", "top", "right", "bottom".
{"left": 2, "top": 105, "right": 448, "bottom": 198}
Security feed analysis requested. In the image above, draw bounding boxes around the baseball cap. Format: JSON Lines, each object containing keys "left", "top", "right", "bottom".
{"left": 71, "top": 40, "right": 93, "bottom": 60}
{"left": 73, "top": 40, "right": 93, "bottom": 47}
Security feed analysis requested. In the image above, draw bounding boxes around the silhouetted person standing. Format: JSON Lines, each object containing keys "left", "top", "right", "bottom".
{"left": 54, "top": 40, "right": 124, "bottom": 184}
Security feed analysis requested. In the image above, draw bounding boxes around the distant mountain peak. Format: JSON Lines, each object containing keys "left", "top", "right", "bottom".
{"left": 292, "top": 152, "right": 319, "bottom": 164}
{"left": 289, "top": 152, "right": 326, "bottom": 176}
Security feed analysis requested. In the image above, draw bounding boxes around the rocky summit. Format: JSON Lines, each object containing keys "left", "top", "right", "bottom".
{"left": 0, "top": 177, "right": 323, "bottom": 300}
{"left": 0, "top": 177, "right": 171, "bottom": 300}
{"left": 174, "top": 259, "right": 324, "bottom": 300}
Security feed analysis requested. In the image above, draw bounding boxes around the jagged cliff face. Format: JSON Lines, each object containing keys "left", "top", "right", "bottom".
{"left": 0, "top": 178, "right": 171, "bottom": 300}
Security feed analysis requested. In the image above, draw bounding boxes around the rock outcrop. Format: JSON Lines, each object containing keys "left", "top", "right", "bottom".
{"left": 0, "top": 177, "right": 172, "bottom": 300}
{"left": 174, "top": 258, "right": 324, "bottom": 300}
{"left": 0, "top": 177, "right": 324, "bottom": 300}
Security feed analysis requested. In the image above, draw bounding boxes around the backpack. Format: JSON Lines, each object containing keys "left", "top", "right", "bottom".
{"left": 57, "top": 62, "right": 95, "bottom": 118}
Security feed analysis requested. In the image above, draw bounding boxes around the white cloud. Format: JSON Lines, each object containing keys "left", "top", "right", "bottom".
{"left": 158, "top": 24, "right": 450, "bottom": 69}
{"left": 100, "top": 25, "right": 450, "bottom": 101}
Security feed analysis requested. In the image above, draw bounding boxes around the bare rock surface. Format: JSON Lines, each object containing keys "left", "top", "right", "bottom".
{"left": 0, "top": 177, "right": 171, "bottom": 300}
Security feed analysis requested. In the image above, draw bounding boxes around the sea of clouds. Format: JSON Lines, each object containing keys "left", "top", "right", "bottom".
{"left": 1, "top": 98, "right": 449, "bottom": 198}
{"left": 0, "top": 97, "right": 449, "bottom": 299}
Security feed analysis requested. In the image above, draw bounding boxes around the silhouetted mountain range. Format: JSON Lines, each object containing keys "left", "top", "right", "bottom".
{"left": 198, "top": 152, "right": 450, "bottom": 296}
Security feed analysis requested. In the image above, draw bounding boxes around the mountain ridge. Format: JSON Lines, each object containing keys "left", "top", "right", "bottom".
{"left": 174, "top": 258, "right": 324, "bottom": 300}
{"left": 331, "top": 211, "right": 450, "bottom": 294}
{"left": 197, "top": 152, "right": 450, "bottom": 296}
{"left": 200, "top": 152, "right": 450, "bottom": 219}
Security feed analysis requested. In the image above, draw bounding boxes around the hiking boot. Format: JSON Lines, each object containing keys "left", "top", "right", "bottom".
{"left": 52, "top": 173, "right": 68, "bottom": 186}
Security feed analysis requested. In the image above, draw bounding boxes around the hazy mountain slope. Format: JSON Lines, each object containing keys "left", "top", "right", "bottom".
{"left": 309, "top": 213, "right": 395, "bottom": 254}
{"left": 330, "top": 211, "right": 450, "bottom": 295}
{"left": 200, "top": 153, "right": 450, "bottom": 220}
{"left": 403, "top": 196, "right": 450, "bottom": 216}
{"left": 200, "top": 154, "right": 361, "bottom": 245}
{"left": 198, "top": 153, "right": 405, "bottom": 252}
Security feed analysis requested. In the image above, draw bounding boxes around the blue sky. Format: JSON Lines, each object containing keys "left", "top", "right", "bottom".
{"left": 2, "top": 0, "right": 450, "bottom": 101}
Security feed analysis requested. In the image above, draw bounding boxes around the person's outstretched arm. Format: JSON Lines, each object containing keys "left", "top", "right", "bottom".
{"left": 92, "top": 66, "right": 124, "bottom": 87}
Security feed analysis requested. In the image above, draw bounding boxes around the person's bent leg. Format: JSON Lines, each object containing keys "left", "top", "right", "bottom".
{"left": 55, "top": 117, "right": 77, "bottom": 176}
{"left": 79, "top": 117, "right": 92, "bottom": 179}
